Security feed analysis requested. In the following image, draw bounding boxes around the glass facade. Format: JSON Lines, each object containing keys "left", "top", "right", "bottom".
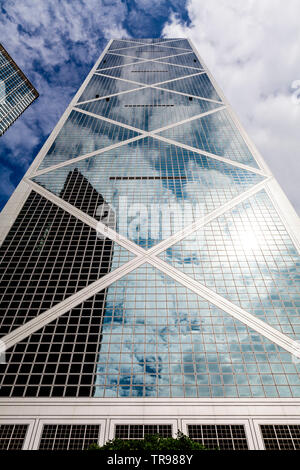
{"left": 0, "top": 37, "right": 300, "bottom": 436}
{"left": 0, "top": 43, "right": 38, "bottom": 135}
{"left": 33, "top": 137, "right": 264, "bottom": 249}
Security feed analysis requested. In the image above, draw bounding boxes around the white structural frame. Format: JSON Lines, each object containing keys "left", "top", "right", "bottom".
{"left": 0, "top": 38, "right": 300, "bottom": 450}
{"left": 1, "top": 398, "right": 300, "bottom": 450}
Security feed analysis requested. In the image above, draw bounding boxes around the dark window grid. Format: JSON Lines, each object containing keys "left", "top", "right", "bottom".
{"left": 115, "top": 424, "right": 172, "bottom": 439}
{"left": 0, "top": 192, "right": 116, "bottom": 334}
{"left": 0, "top": 218, "right": 75, "bottom": 299}
{"left": 39, "top": 424, "right": 100, "bottom": 450}
{"left": 0, "top": 291, "right": 106, "bottom": 397}
{"left": 188, "top": 424, "right": 248, "bottom": 450}
{"left": 0, "top": 192, "right": 55, "bottom": 261}
{"left": 260, "top": 424, "right": 300, "bottom": 450}
{"left": 0, "top": 424, "right": 28, "bottom": 450}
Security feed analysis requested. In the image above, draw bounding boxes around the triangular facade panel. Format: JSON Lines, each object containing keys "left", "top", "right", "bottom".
{"left": 155, "top": 52, "right": 203, "bottom": 69}
{"left": 76, "top": 87, "right": 223, "bottom": 132}
{"left": 160, "top": 39, "right": 192, "bottom": 50}
{"left": 125, "top": 38, "right": 178, "bottom": 44}
{"left": 158, "top": 73, "right": 222, "bottom": 102}
{"left": 108, "top": 40, "right": 145, "bottom": 50}
{"left": 158, "top": 108, "right": 260, "bottom": 168}
{"left": 98, "top": 61, "right": 203, "bottom": 85}
{"left": 77, "top": 73, "right": 143, "bottom": 102}
{"left": 97, "top": 53, "right": 144, "bottom": 70}
{"left": 110, "top": 44, "right": 187, "bottom": 59}
{"left": 38, "top": 110, "right": 141, "bottom": 170}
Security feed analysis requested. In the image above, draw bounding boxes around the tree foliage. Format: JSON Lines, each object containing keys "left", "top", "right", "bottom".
{"left": 89, "top": 431, "right": 208, "bottom": 451}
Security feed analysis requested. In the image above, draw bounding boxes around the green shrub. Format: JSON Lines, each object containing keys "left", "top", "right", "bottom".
{"left": 89, "top": 431, "right": 208, "bottom": 451}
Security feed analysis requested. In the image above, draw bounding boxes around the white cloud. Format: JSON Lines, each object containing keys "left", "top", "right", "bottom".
{"left": 162, "top": 0, "right": 300, "bottom": 214}
{"left": 0, "top": 0, "right": 129, "bottom": 69}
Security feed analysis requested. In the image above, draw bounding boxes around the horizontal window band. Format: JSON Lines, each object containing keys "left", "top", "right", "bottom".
{"left": 109, "top": 176, "right": 187, "bottom": 180}
{"left": 124, "top": 104, "right": 175, "bottom": 107}
{"left": 131, "top": 70, "right": 169, "bottom": 72}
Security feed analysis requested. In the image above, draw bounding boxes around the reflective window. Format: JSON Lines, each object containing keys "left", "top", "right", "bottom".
{"left": 38, "top": 110, "right": 141, "bottom": 169}
{"left": 109, "top": 40, "right": 146, "bottom": 51}
{"left": 159, "top": 108, "right": 259, "bottom": 168}
{"left": 160, "top": 39, "right": 192, "bottom": 50}
{"left": 77, "top": 74, "right": 142, "bottom": 103}
{"left": 33, "top": 137, "right": 264, "bottom": 248}
{"left": 160, "top": 190, "right": 300, "bottom": 339}
{"left": 98, "top": 60, "right": 201, "bottom": 85}
{"left": 92, "top": 264, "right": 300, "bottom": 398}
{"left": 159, "top": 73, "right": 221, "bottom": 102}
{"left": 123, "top": 39, "right": 190, "bottom": 48}
{"left": 97, "top": 53, "right": 144, "bottom": 70}
{"left": 106, "top": 45, "right": 189, "bottom": 59}
{"left": 155, "top": 52, "right": 203, "bottom": 69}
{"left": 1, "top": 264, "right": 300, "bottom": 398}
{"left": 0, "top": 44, "right": 38, "bottom": 136}
{"left": 76, "top": 87, "right": 223, "bottom": 131}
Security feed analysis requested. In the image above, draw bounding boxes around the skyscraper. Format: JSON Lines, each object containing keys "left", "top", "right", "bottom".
{"left": 0, "top": 43, "right": 38, "bottom": 136}
{"left": 0, "top": 38, "right": 299, "bottom": 451}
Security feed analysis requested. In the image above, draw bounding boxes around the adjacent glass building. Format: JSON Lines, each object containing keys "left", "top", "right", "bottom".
{"left": 0, "top": 38, "right": 300, "bottom": 450}
{"left": 0, "top": 43, "right": 38, "bottom": 136}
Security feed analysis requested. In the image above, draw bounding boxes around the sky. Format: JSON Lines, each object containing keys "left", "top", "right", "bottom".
{"left": 0, "top": 0, "right": 299, "bottom": 215}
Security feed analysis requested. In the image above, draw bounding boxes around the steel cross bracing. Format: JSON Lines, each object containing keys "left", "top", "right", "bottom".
{"left": 1, "top": 38, "right": 300, "bottom": 363}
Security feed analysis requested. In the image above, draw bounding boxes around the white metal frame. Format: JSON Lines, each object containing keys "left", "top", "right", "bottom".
{"left": 1, "top": 398, "right": 300, "bottom": 450}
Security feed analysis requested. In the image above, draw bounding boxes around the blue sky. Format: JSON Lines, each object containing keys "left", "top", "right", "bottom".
{"left": 1, "top": 0, "right": 300, "bottom": 214}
